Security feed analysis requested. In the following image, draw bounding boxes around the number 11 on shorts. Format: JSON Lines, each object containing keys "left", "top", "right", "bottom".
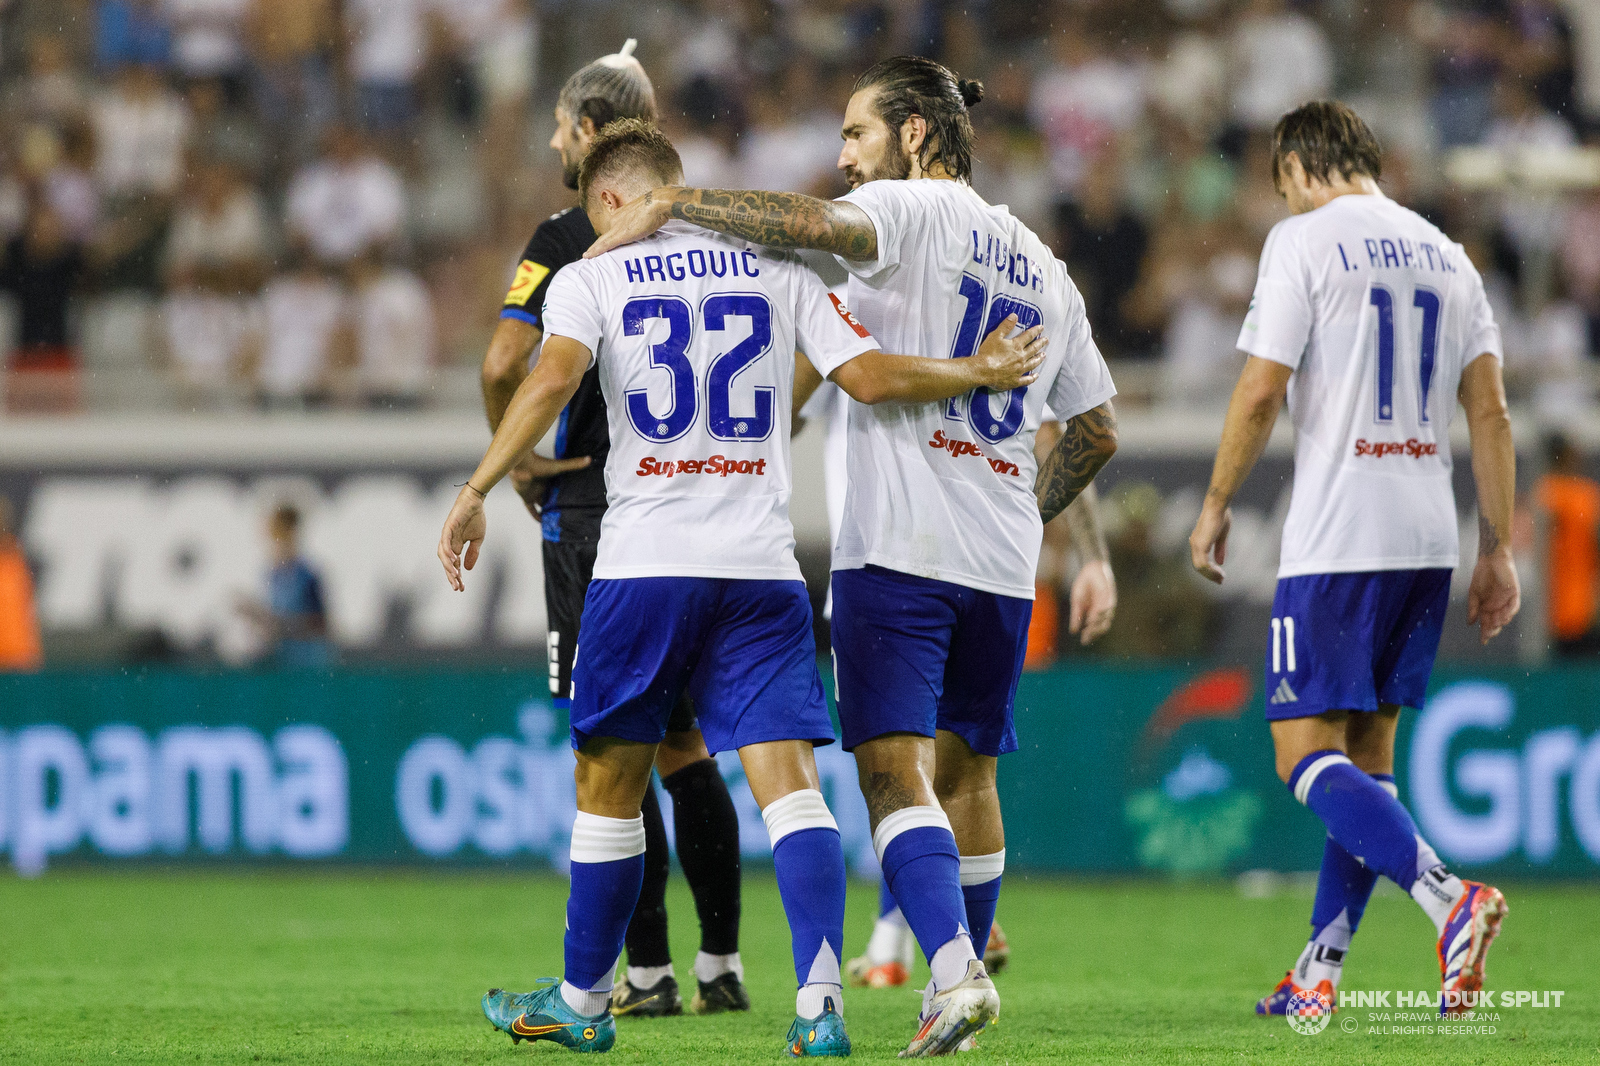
{"left": 1270, "top": 616, "right": 1297, "bottom": 673}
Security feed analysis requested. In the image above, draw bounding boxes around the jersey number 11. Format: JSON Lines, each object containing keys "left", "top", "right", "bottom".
{"left": 1369, "top": 284, "right": 1440, "bottom": 426}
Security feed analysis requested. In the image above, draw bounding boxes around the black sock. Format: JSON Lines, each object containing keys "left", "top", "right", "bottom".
{"left": 661, "top": 758, "right": 741, "bottom": 957}
{"left": 623, "top": 780, "right": 672, "bottom": 969}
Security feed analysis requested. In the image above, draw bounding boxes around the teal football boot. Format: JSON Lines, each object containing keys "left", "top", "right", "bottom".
{"left": 786, "top": 995, "right": 850, "bottom": 1057}
{"left": 482, "top": 979, "right": 616, "bottom": 1052}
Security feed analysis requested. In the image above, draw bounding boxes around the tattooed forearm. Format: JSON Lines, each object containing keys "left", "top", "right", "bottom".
{"left": 1478, "top": 513, "right": 1502, "bottom": 557}
{"left": 1037, "top": 402, "right": 1118, "bottom": 525}
{"left": 1062, "top": 483, "right": 1109, "bottom": 563}
{"left": 664, "top": 188, "right": 879, "bottom": 261}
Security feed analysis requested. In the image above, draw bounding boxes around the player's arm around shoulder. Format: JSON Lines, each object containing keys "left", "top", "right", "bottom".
{"left": 438, "top": 334, "right": 594, "bottom": 591}
{"left": 585, "top": 185, "right": 881, "bottom": 262}
{"left": 1460, "top": 353, "right": 1520, "bottom": 644}
{"left": 829, "top": 314, "right": 1048, "bottom": 405}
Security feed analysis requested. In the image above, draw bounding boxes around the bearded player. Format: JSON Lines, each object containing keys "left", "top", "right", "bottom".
{"left": 1188, "top": 101, "right": 1515, "bottom": 1018}
{"left": 795, "top": 374, "right": 1114, "bottom": 987}
{"left": 480, "top": 41, "right": 747, "bottom": 1017}
{"left": 448, "top": 118, "right": 1049, "bottom": 1056}
{"left": 590, "top": 57, "right": 1119, "bottom": 1054}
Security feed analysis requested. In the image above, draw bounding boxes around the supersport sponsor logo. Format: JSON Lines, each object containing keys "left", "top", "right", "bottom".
{"left": 828, "top": 293, "right": 872, "bottom": 339}
{"left": 1354, "top": 438, "right": 1439, "bottom": 458}
{"left": 928, "top": 430, "right": 1020, "bottom": 477}
{"left": 636, "top": 455, "right": 769, "bottom": 478}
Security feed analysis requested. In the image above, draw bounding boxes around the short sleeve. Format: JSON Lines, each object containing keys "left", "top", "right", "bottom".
{"left": 1458, "top": 252, "right": 1504, "bottom": 364}
{"left": 793, "top": 264, "right": 879, "bottom": 378}
{"left": 539, "top": 266, "right": 603, "bottom": 367}
{"left": 1237, "top": 220, "right": 1313, "bottom": 370}
{"left": 836, "top": 181, "right": 919, "bottom": 280}
{"left": 500, "top": 222, "right": 567, "bottom": 327}
{"left": 1046, "top": 276, "right": 1117, "bottom": 422}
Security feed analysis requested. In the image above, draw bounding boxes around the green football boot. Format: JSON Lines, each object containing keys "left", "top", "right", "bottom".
{"left": 786, "top": 995, "right": 851, "bottom": 1057}
{"left": 482, "top": 979, "right": 616, "bottom": 1052}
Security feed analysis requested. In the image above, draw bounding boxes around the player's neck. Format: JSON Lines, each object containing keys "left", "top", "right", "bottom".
{"left": 1295, "top": 175, "right": 1383, "bottom": 214}
{"left": 911, "top": 159, "right": 958, "bottom": 182}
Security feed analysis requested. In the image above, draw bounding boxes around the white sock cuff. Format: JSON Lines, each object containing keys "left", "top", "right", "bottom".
{"left": 1293, "top": 752, "right": 1353, "bottom": 806}
{"left": 1376, "top": 779, "right": 1399, "bottom": 798}
{"left": 872, "top": 805, "right": 953, "bottom": 864}
{"left": 958, "top": 849, "right": 1006, "bottom": 886}
{"left": 762, "top": 788, "right": 838, "bottom": 847}
{"left": 569, "top": 811, "right": 646, "bottom": 863}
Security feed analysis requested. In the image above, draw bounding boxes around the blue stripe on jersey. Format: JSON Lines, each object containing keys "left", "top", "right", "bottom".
{"left": 498, "top": 306, "right": 540, "bottom": 326}
{"left": 542, "top": 506, "right": 562, "bottom": 543}
{"left": 555, "top": 403, "right": 572, "bottom": 458}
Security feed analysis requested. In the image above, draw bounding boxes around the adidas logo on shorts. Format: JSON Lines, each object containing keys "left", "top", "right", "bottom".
{"left": 1269, "top": 678, "right": 1299, "bottom": 705}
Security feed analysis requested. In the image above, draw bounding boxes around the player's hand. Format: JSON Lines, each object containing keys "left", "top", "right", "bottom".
{"left": 509, "top": 453, "right": 592, "bottom": 520}
{"left": 438, "top": 487, "right": 488, "bottom": 592}
{"left": 1189, "top": 500, "right": 1232, "bottom": 584}
{"left": 1466, "top": 547, "right": 1520, "bottom": 645}
{"left": 1069, "top": 559, "right": 1117, "bottom": 644}
{"left": 971, "top": 314, "right": 1047, "bottom": 390}
{"left": 585, "top": 188, "right": 673, "bottom": 258}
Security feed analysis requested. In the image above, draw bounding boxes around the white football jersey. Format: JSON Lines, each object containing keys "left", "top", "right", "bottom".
{"left": 832, "top": 179, "right": 1117, "bottom": 599}
{"left": 541, "top": 220, "right": 878, "bottom": 581}
{"left": 1239, "top": 193, "right": 1503, "bottom": 578}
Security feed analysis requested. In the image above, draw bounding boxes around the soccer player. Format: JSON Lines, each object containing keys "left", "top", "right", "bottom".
{"left": 1186, "top": 101, "right": 1517, "bottom": 1017}
{"left": 481, "top": 41, "right": 747, "bottom": 1016}
{"left": 439, "top": 119, "right": 1049, "bottom": 1056}
{"left": 589, "top": 57, "right": 1119, "bottom": 1054}
{"left": 819, "top": 416, "right": 1117, "bottom": 989}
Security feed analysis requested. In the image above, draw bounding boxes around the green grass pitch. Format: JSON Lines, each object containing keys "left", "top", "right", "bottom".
{"left": 1, "top": 871, "right": 1594, "bottom": 1063}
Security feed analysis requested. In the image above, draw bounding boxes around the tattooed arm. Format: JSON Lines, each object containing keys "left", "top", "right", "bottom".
{"left": 586, "top": 187, "right": 879, "bottom": 261}
{"left": 1037, "top": 402, "right": 1118, "bottom": 525}
{"left": 1459, "top": 352, "right": 1519, "bottom": 643}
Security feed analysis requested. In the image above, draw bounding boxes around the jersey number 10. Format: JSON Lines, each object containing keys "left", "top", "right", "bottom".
{"left": 1369, "top": 284, "right": 1440, "bottom": 426}
{"left": 945, "top": 272, "right": 1042, "bottom": 443}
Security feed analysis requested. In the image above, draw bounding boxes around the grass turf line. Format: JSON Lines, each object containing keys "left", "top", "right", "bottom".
{"left": 0, "top": 871, "right": 1594, "bottom": 1063}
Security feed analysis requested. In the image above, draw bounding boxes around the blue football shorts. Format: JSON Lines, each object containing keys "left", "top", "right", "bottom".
{"left": 569, "top": 576, "right": 834, "bottom": 754}
{"left": 830, "top": 564, "right": 1032, "bottom": 757}
{"left": 1264, "top": 568, "right": 1452, "bottom": 720}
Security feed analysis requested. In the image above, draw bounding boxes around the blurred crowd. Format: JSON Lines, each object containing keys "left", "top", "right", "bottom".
{"left": 0, "top": 0, "right": 1594, "bottom": 413}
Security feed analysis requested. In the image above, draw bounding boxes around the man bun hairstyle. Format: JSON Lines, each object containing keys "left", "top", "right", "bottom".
{"left": 558, "top": 38, "right": 658, "bottom": 131}
{"left": 854, "top": 55, "right": 983, "bottom": 182}
{"left": 1271, "top": 100, "right": 1382, "bottom": 192}
{"left": 577, "top": 118, "right": 684, "bottom": 209}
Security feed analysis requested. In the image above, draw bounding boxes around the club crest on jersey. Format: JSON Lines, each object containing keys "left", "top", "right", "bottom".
{"left": 927, "top": 430, "right": 1020, "bottom": 477}
{"left": 827, "top": 293, "right": 871, "bottom": 339}
{"left": 1353, "top": 438, "right": 1439, "bottom": 459}
{"left": 636, "top": 455, "right": 768, "bottom": 478}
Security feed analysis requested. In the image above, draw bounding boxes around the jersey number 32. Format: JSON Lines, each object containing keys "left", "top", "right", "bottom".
{"left": 622, "top": 293, "right": 775, "bottom": 444}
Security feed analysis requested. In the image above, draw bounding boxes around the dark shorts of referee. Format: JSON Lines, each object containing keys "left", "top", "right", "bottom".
{"left": 543, "top": 536, "right": 696, "bottom": 733}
